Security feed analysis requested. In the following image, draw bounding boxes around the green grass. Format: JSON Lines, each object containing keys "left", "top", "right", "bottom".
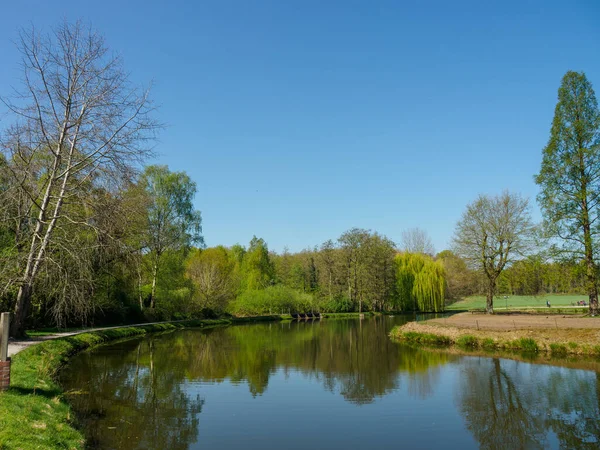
{"left": 447, "top": 294, "right": 589, "bottom": 311}
{"left": 456, "top": 335, "right": 479, "bottom": 349}
{"left": 550, "top": 343, "right": 568, "bottom": 355}
{"left": 26, "top": 327, "right": 89, "bottom": 337}
{"left": 396, "top": 330, "right": 452, "bottom": 346}
{"left": 0, "top": 318, "right": 240, "bottom": 449}
{"left": 481, "top": 338, "right": 497, "bottom": 350}
{"left": 510, "top": 337, "right": 539, "bottom": 352}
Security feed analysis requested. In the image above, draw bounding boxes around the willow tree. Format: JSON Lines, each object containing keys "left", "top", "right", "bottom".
{"left": 395, "top": 253, "right": 446, "bottom": 312}
{"left": 1, "top": 22, "right": 158, "bottom": 337}
{"left": 453, "top": 192, "right": 534, "bottom": 313}
{"left": 535, "top": 71, "right": 600, "bottom": 315}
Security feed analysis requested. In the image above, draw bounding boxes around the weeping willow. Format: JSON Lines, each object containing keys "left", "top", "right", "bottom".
{"left": 395, "top": 253, "right": 446, "bottom": 312}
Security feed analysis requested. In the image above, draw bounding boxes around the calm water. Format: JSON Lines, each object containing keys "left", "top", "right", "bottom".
{"left": 60, "top": 317, "right": 600, "bottom": 449}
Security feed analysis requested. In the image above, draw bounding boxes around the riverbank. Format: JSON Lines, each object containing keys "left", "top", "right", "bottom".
{"left": 0, "top": 317, "right": 283, "bottom": 449}
{"left": 390, "top": 312, "right": 600, "bottom": 356}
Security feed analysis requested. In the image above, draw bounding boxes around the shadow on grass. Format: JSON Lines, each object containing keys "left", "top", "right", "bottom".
{"left": 8, "top": 385, "right": 63, "bottom": 399}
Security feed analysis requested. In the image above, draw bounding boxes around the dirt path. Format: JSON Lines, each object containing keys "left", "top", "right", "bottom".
{"left": 6, "top": 320, "right": 184, "bottom": 358}
{"left": 430, "top": 312, "right": 600, "bottom": 331}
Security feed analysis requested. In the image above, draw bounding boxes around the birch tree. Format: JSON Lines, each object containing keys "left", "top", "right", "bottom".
{"left": 140, "top": 165, "right": 203, "bottom": 309}
{"left": 0, "top": 22, "right": 158, "bottom": 336}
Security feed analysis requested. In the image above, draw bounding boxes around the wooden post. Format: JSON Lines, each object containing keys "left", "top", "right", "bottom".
{"left": 0, "top": 313, "right": 9, "bottom": 362}
{"left": 0, "top": 313, "right": 10, "bottom": 392}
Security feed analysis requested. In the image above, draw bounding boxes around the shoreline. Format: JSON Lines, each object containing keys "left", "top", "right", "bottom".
{"left": 0, "top": 311, "right": 399, "bottom": 449}
{"left": 390, "top": 317, "right": 600, "bottom": 356}
{"left": 0, "top": 316, "right": 285, "bottom": 449}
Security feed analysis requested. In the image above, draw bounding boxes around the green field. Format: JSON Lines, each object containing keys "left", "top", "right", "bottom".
{"left": 447, "top": 294, "right": 590, "bottom": 311}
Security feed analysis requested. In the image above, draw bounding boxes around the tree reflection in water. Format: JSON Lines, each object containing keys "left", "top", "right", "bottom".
{"left": 61, "top": 317, "right": 600, "bottom": 449}
{"left": 457, "top": 357, "right": 600, "bottom": 449}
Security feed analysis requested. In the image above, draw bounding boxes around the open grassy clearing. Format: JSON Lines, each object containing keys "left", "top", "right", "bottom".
{"left": 446, "top": 294, "right": 589, "bottom": 311}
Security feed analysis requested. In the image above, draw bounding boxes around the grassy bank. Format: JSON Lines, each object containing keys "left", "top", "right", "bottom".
{"left": 390, "top": 322, "right": 600, "bottom": 356}
{"left": 0, "top": 317, "right": 276, "bottom": 449}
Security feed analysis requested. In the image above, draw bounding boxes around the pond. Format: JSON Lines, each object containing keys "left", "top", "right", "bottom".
{"left": 60, "top": 316, "right": 600, "bottom": 449}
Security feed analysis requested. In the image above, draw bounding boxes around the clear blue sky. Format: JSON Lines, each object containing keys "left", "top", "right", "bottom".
{"left": 1, "top": 1, "right": 599, "bottom": 253}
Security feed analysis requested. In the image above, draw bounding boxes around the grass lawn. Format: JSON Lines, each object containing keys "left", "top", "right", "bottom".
{"left": 446, "top": 294, "right": 589, "bottom": 311}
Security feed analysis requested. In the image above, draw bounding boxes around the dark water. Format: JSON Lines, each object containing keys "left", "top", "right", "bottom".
{"left": 60, "top": 317, "right": 600, "bottom": 449}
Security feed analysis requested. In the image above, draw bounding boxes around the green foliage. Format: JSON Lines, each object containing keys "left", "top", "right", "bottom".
{"left": 228, "top": 285, "right": 315, "bottom": 316}
{"left": 140, "top": 165, "right": 203, "bottom": 309}
{"left": 535, "top": 71, "right": 600, "bottom": 313}
{"left": 186, "top": 246, "right": 237, "bottom": 313}
{"left": 241, "top": 236, "right": 275, "bottom": 290}
{"left": 395, "top": 253, "right": 446, "bottom": 312}
{"left": 318, "top": 296, "right": 355, "bottom": 313}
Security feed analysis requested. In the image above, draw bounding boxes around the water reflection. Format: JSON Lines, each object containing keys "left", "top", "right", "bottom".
{"left": 457, "top": 357, "right": 600, "bottom": 449}
{"left": 60, "top": 317, "right": 600, "bottom": 449}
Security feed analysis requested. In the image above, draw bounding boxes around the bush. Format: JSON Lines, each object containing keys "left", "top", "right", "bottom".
{"left": 317, "top": 296, "right": 355, "bottom": 313}
{"left": 228, "top": 286, "right": 315, "bottom": 316}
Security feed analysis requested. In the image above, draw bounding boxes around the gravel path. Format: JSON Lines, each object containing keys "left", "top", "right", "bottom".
{"left": 6, "top": 321, "right": 182, "bottom": 358}
{"left": 430, "top": 312, "right": 600, "bottom": 331}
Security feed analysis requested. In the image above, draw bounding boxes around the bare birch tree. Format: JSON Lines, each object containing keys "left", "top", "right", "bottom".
{"left": 0, "top": 21, "right": 158, "bottom": 336}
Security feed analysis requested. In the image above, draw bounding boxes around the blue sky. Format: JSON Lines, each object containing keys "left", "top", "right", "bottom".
{"left": 1, "top": 1, "right": 599, "bottom": 253}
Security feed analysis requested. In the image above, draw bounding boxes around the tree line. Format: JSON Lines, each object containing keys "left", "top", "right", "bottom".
{"left": 188, "top": 229, "right": 445, "bottom": 317}
{"left": 1, "top": 21, "right": 599, "bottom": 334}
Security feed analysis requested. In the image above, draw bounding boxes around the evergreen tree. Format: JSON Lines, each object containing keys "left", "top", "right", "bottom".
{"left": 536, "top": 71, "right": 600, "bottom": 315}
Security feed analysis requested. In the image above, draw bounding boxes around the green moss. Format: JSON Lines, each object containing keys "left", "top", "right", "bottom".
{"left": 567, "top": 342, "right": 579, "bottom": 349}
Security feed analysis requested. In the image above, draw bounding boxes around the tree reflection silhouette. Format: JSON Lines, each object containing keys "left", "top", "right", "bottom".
{"left": 457, "top": 357, "right": 600, "bottom": 449}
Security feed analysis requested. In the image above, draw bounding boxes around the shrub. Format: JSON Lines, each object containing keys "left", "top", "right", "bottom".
{"left": 228, "top": 286, "right": 315, "bottom": 316}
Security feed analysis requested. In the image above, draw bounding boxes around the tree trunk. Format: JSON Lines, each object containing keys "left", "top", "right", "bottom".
{"left": 581, "top": 194, "right": 598, "bottom": 316}
{"left": 486, "top": 279, "right": 495, "bottom": 314}
{"left": 12, "top": 280, "right": 33, "bottom": 338}
{"left": 150, "top": 259, "right": 159, "bottom": 309}
{"left": 586, "top": 253, "right": 598, "bottom": 316}
{"left": 137, "top": 264, "right": 144, "bottom": 311}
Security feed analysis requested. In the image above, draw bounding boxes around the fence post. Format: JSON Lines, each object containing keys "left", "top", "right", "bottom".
{"left": 0, "top": 313, "right": 11, "bottom": 392}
